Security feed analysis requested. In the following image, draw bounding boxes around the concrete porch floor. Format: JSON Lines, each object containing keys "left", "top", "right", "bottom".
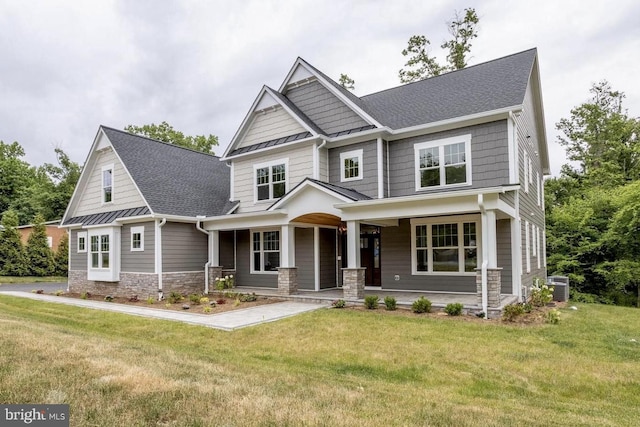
{"left": 236, "top": 286, "right": 519, "bottom": 316}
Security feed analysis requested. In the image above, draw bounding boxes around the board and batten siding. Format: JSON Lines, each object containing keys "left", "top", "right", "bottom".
{"left": 328, "top": 140, "right": 379, "bottom": 199}
{"left": 69, "top": 229, "right": 86, "bottom": 271}
{"left": 388, "top": 121, "right": 510, "bottom": 198}
{"left": 380, "top": 219, "right": 475, "bottom": 292}
{"left": 121, "top": 222, "right": 155, "bottom": 273}
{"left": 161, "top": 222, "right": 207, "bottom": 272}
{"left": 234, "top": 230, "right": 277, "bottom": 288}
{"left": 233, "top": 144, "right": 314, "bottom": 213}
{"left": 237, "top": 107, "right": 306, "bottom": 149}
{"left": 295, "top": 228, "right": 315, "bottom": 290}
{"left": 73, "top": 147, "right": 146, "bottom": 217}
{"left": 286, "top": 80, "right": 369, "bottom": 135}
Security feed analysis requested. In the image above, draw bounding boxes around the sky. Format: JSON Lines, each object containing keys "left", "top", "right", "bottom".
{"left": 1, "top": 0, "right": 639, "bottom": 176}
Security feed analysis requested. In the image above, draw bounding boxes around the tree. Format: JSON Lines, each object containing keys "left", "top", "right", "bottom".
{"left": 24, "top": 214, "right": 55, "bottom": 276}
{"left": 0, "top": 209, "right": 28, "bottom": 276}
{"left": 54, "top": 232, "right": 69, "bottom": 277}
{"left": 0, "top": 141, "right": 36, "bottom": 215}
{"left": 125, "top": 122, "right": 219, "bottom": 155}
{"left": 399, "top": 7, "right": 479, "bottom": 83}
{"left": 339, "top": 73, "right": 355, "bottom": 91}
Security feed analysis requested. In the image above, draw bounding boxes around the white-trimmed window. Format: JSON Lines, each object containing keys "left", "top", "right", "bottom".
{"left": 414, "top": 135, "right": 472, "bottom": 190}
{"left": 87, "top": 227, "right": 120, "bottom": 282}
{"left": 340, "top": 149, "right": 363, "bottom": 182}
{"left": 251, "top": 230, "right": 280, "bottom": 273}
{"left": 77, "top": 231, "right": 87, "bottom": 253}
{"left": 102, "top": 164, "right": 114, "bottom": 203}
{"left": 411, "top": 216, "right": 479, "bottom": 275}
{"left": 254, "top": 159, "right": 288, "bottom": 202}
{"left": 523, "top": 152, "right": 529, "bottom": 193}
{"left": 130, "top": 226, "right": 144, "bottom": 251}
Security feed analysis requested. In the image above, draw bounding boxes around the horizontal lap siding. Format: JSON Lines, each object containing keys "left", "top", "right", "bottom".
{"left": 69, "top": 230, "right": 86, "bottom": 271}
{"left": 328, "top": 140, "right": 379, "bottom": 198}
{"left": 74, "top": 148, "right": 146, "bottom": 217}
{"left": 286, "top": 81, "right": 368, "bottom": 134}
{"left": 121, "top": 222, "right": 155, "bottom": 273}
{"left": 234, "top": 144, "right": 314, "bottom": 213}
{"left": 235, "top": 230, "right": 277, "bottom": 288}
{"left": 496, "top": 219, "right": 513, "bottom": 293}
{"left": 319, "top": 228, "right": 337, "bottom": 289}
{"left": 295, "top": 228, "right": 314, "bottom": 290}
{"left": 381, "top": 219, "right": 475, "bottom": 292}
{"left": 388, "top": 121, "right": 509, "bottom": 197}
{"left": 162, "top": 222, "right": 207, "bottom": 272}
{"left": 238, "top": 108, "right": 306, "bottom": 148}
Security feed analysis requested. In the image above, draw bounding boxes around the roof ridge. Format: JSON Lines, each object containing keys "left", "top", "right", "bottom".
{"left": 100, "top": 125, "right": 222, "bottom": 159}
{"left": 361, "top": 47, "right": 537, "bottom": 100}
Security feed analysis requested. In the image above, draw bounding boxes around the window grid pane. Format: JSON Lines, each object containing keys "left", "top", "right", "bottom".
{"left": 432, "top": 224, "right": 458, "bottom": 248}
{"left": 444, "top": 143, "right": 465, "bottom": 165}
{"left": 344, "top": 157, "right": 359, "bottom": 179}
{"left": 132, "top": 233, "right": 141, "bottom": 249}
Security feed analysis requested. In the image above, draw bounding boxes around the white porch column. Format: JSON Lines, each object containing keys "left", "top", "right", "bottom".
{"left": 483, "top": 209, "right": 497, "bottom": 268}
{"left": 280, "top": 224, "right": 296, "bottom": 268}
{"left": 314, "top": 226, "right": 320, "bottom": 291}
{"left": 346, "top": 220, "right": 360, "bottom": 268}
{"left": 210, "top": 230, "right": 219, "bottom": 266}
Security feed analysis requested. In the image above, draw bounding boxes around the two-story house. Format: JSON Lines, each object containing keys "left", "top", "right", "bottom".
{"left": 61, "top": 48, "right": 548, "bottom": 314}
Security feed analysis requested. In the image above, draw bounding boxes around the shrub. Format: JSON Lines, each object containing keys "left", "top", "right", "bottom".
{"left": 189, "top": 294, "right": 202, "bottom": 304}
{"left": 412, "top": 296, "right": 432, "bottom": 313}
{"left": 199, "top": 296, "right": 210, "bottom": 305}
{"left": 364, "top": 295, "right": 379, "bottom": 310}
{"left": 167, "top": 291, "right": 184, "bottom": 304}
{"left": 215, "top": 275, "right": 235, "bottom": 291}
{"left": 203, "top": 306, "right": 212, "bottom": 314}
{"left": 530, "top": 278, "right": 554, "bottom": 307}
{"left": 146, "top": 296, "right": 154, "bottom": 305}
{"left": 332, "top": 299, "right": 346, "bottom": 308}
{"left": 233, "top": 298, "right": 241, "bottom": 307}
{"left": 239, "top": 293, "right": 257, "bottom": 302}
{"left": 383, "top": 296, "right": 397, "bottom": 311}
{"left": 445, "top": 302, "right": 464, "bottom": 316}
{"left": 104, "top": 295, "right": 114, "bottom": 302}
{"left": 165, "top": 303, "right": 172, "bottom": 308}
{"left": 54, "top": 290, "right": 64, "bottom": 296}
{"left": 546, "top": 309, "right": 560, "bottom": 324}
{"left": 216, "top": 298, "right": 226, "bottom": 305}
{"left": 502, "top": 303, "right": 525, "bottom": 321}
{"left": 476, "top": 311, "right": 486, "bottom": 318}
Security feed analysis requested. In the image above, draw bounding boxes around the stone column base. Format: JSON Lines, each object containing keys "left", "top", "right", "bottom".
{"left": 476, "top": 267, "right": 503, "bottom": 308}
{"left": 342, "top": 268, "right": 366, "bottom": 299}
{"left": 277, "top": 267, "right": 298, "bottom": 296}
{"left": 208, "top": 266, "right": 224, "bottom": 293}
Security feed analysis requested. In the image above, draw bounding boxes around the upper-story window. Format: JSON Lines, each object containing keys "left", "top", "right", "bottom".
{"left": 102, "top": 164, "right": 114, "bottom": 203}
{"left": 340, "top": 149, "right": 363, "bottom": 182}
{"left": 414, "top": 135, "right": 471, "bottom": 191}
{"left": 255, "top": 159, "right": 288, "bottom": 202}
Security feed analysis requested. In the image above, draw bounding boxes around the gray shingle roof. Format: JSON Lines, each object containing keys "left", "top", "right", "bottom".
{"left": 307, "top": 179, "right": 371, "bottom": 201}
{"left": 62, "top": 206, "right": 150, "bottom": 226}
{"left": 101, "top": 127, "right": 233, "bottom": 218}
{"left": 360, "top": 48, "right": 537, "bottom": 129}
{"left": 228, "top": 131, "right": 312, "bottom": 157}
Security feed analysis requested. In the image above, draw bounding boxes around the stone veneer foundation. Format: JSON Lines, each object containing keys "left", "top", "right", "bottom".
{"left": 475, "top": 267, "right": 502, "bottom": 308}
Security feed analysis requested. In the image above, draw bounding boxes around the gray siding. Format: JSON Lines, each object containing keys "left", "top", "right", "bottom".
{"left": 69, "top": 229, "right": 86, "bottom": 271}
{"left": 380, "top": 219, "right": 475, "bottom": 292}
{"left": 235, "top": 230, "right": 277, "bottom": 288}
{"left": 121, "top": 222, "right": 155, "bottom": 273}
{"left": 238, "top": 107, "right": 306, "bottom": 148}
{"left": 496, "top": 219, "right": 513, "bottom": 294}
{"left": 500, "top": 191, "right": 515, "bottom": 208}
{"left": 295, "top": 228, "right": 314, "bottom": 290}
{"left": 319, "top": 228, "right": 337, "bottom": 289}
{"left": 162, "top": 222, "right": 207, "bottom": 272}
{"left": 388, "top": 121, "right": 510, "bottom": 197}
{"left": 286, "top": 81, "right": 369, "bottom": 134}
{"left": 219, "top": 230, "right": 235, "bottom": 269}
{"left": 328, "top": 140, "right": 379, "bottom": 198}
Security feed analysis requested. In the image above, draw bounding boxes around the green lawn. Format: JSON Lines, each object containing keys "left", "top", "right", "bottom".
{"left": 0, "top": 276, "right": 67, "bottom": 284}
{"left": 0, "top": 296, "right": 638, "bottom": 426}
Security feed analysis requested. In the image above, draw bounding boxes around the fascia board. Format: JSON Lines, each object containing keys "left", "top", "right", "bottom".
{"left": 221, "top": 135, "right": 319, "bottom": 161}
{"left": 268, "top": 180, "right": 353, "bottom": 211}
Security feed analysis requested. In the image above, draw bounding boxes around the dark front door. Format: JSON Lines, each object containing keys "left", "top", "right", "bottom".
{"left": 360, "top": 226, "right": 381, "bottom": 286}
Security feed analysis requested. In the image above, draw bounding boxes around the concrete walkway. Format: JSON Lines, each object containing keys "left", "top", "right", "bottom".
{"left": 0, "top": 291, "right": 328, "bottom": 331}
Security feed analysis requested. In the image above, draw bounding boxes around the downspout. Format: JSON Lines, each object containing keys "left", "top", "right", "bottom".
{"left": 478, "top": 194, "right": 488, "bottom": 318}
{"left": 195, "top": 218, "right": 210, "bottom": 294}
{"left": 156, "top": 218, "right": 167, "bottom": 300}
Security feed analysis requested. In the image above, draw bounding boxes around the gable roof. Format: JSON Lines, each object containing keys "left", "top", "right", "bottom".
{"left": 268, "top": 177, "right": 371, "bottom": 211}
{"left": 360, "top": 48, "right": 537, "bottom": 129}
{"left": 99, "top": 127, "right": 234, "bottom": 218}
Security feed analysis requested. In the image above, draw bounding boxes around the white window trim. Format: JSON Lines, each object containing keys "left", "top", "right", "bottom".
{"left": 414, "top": 134, "right": 472, "bottom": 191}
{"left": 340, "top": 149, "right": 363, "bottom": 182}
{"left": 410, "top": 214, "right": 481, "bottom": 276}
{"left": 525, "top": 220, "right": 531, "bottom": 273}
{"left": 87, "top": 227, "right": 120, "bottom": 282}
{"left": 536, "top": 226, "right": 541, "bottom": 269}
{"left": 47, "top": 236, "right": 53, "bottom": 248}
{"left": 532, "top": 224, "right": 537, "bottom": 258}
{"left": 536, "top": 172, "right": 541, "bottom": 206}
{"left": 253, "top": 158, "right": 289, "bottom": 203}
{"left": 250, "top": 229, "right": 281, "bottom": 274}
{"left": 130, "top": 226, "right": 145, "bottom": 252}
{"left": 523, "top": 152, "right": 529, "bottom": 193}
{"left": 101, "top": 164, "right": 114, "bottom": 204}
{"left": 77, "top": 231, "right": 87, "bottom": 253}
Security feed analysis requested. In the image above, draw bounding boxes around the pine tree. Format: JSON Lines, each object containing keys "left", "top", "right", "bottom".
{"left": 25, "top": 214, "right": 55, "bottom": 276}
{"left": 0, "top": 210, "right": 28, "bottom": 276}
{"left": 54, "top": 233, "right": 69, "bottom": 276}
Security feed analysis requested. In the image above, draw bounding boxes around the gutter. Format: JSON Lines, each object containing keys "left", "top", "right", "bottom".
{"left": 195, "top": 217, "right": 210, "bottom": 294}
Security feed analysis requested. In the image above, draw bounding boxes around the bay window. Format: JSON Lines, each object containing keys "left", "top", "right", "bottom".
{"left": 87, "top": 227, "right": 120, "bottom": 281}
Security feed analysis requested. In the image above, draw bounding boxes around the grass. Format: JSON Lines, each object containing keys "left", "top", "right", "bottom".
{"left": 0, "top": 296, "right": 638, "bottom": 426}
{"left": 0, "top": 276, "right": 67, "bottom": 284}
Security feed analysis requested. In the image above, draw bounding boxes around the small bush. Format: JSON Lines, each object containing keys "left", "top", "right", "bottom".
{"left": 383, "top": 296, "right": 397, "bottom": 311}
{"left": 412, "top": 296, "right": 432, "bottom": 313}
{"left": 364, "top": 295, "right": 379, "bottom": 310}
{"left": 476, "top": 311, "right": 486, "bottom": 318}
{"left": 203, "top": 306, "right": 212, "bottom": 314}
{"left": 502, "top": 303, "right": 525, "bottom": 321}
{"left": 104, "top": 295, "right": 114, "bottom": 302}
{"left": 530, "top": 278, "right": 554, "bottom": 307}
{"left": 546, "top": 309, "right": 560, "bottom": 324}
{"left": 239, "top": 293, "right": 257, "bottom": 302}
{"left": 167, "top": 291, "right": 184, "bottom": 304}
{"left": 54, "top": 290, "right": 64, "bottom": 296}
{"left": 199, "top": 296, "right": 210, "bottom": 305}
{"left": 215, "top": 275, "right": 235, "bottom": 291}
{"left": 189, "top": 294, "right": 202, "bottom": 305}
{"left": 165, "top": 303, "right": 172, "bottom": 308}
{"left": 80, "top": 292, "right": 89, "bottom": 300}
{"left": 445, "top": 302, "right": 463, "bottom": 316}
{"left": 146, "top": 296, "right": 154, "bottom": 304}
{"left": 332, "top": 299, "right": 346, "bottom": 308}
{"left": 216, "top": 298, "right": 226, "bottom": 305}
{"left": 233, "top": 298, "right": 241, "bottom": 307}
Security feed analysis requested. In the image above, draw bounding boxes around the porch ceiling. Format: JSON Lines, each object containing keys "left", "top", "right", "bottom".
{"left": 292, "top": 213, "right": 341, "bottom": 227}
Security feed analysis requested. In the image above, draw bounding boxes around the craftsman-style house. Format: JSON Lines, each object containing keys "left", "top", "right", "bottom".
{"left": 61, "top": 48, "right": 548, "bottom": 314}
